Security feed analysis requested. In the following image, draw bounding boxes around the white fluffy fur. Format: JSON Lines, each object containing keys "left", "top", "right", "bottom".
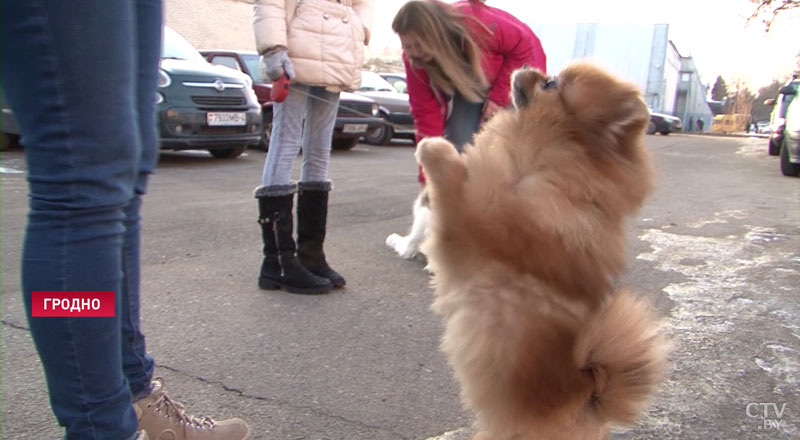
{"left": 385, "top": 189, "right": 430, "bottom": 259}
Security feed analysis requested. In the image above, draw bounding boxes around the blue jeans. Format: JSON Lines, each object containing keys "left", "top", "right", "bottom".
{"left": 0, "top": 0, "right": 162, "bottom": 438}
{"left": 445, "top": 91, "right": 484, "bottom": 152}
{"left": 260, "top": 83, "right": 340, "bottom": 190}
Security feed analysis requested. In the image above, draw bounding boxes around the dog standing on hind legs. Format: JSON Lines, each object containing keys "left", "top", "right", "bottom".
{"left": 416, "top": 62, "right": 669, "bottom": 440}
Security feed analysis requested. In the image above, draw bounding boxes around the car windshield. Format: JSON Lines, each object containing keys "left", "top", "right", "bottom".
{"left": 359, "top": 71, "right": 396, "bottom": 92}
{"left": 240, "top": 54, "right": 261, "bottom": 82}
{"left": 161, "top": 27, "right": 206, "bottom": 63}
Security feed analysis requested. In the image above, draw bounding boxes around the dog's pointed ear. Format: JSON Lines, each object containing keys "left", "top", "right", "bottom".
{"left": 511, "top": 67, "right": 547, "bottom": 110}
{"left": 559, "top": 62, "right": 650, "bottom": 139}
{"left": 608, "top": 98, "right": 650, "bottom": 139}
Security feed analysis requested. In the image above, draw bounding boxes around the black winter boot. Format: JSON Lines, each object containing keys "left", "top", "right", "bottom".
{"left": 256, "top": 186, "right": 332, "bottom": 294}
{"left": 296, "top": 182, "right": 346, "bottom": 288}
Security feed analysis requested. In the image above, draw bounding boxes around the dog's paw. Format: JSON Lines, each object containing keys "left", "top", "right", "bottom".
{"left": 416, "top": 137, "right": 458, "bottom": 168}
{"left": 386, "top": 233, "right": 419, "bottom": 259}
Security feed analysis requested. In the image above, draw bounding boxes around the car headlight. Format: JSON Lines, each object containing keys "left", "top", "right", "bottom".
{"left": 371, "top": 103, "right": 379, "bottom": 116}
{"left": 158, "top": 69, "right": 171, "bottom": 88}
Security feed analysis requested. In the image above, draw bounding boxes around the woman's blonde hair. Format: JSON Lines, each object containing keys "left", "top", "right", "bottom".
{"left": 392, "top": 0, "right": 488, "bottom": 103}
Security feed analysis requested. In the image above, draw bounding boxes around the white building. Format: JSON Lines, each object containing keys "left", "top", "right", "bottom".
{"left": 529, "top": 23, "right": 713, "bottom": 131}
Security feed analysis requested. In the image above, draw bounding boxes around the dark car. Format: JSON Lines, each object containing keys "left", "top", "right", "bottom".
{"left": 764, "top": 76, "right": 799, "bottom": 156}
{"left": 356, "top": 71, "right": 414, "bottom": 145}
{"left": 0, "top": 89, "right": 22, "bottom": 151}
{"left": 158, "top": 28, "right": 261, "bottom": 159}
{"left": 647, "top": 111, "right": 683, "bottom": 135}
{"left": 200, "top": 49, "right": 382, "bottom": 151}
{"left": 778, "top": 84, "right": 800, "bottom": 177}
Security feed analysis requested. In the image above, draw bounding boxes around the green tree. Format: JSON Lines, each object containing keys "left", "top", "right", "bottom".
{"left": 711, "top": 76, "right": 729, "bottom": 101}
{"left": 748, "top": 0, "right": 799, "bottom": 31}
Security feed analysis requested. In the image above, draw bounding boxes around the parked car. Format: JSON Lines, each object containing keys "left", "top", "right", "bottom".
{"left": 647, "top": 111, "right": 683, "bottom": 135}
{"left": 0, "top": 29, "right": 261, "bottom": 159}
{"left": 378, "top": 72, "right": 408, "bottom": 94}
{"left": 764, "top": 76, "right": 799, "bottom": 156}
{"left": 158, "top": 27, "right": 261, "bottom": 158}
{"left": 356, "top": 71, "right": 414, "bottom": 145}
{"left": 200, "top": 49, "right": 382, "bottom": 151}
{"left": 0, "top": 89, "right": 22, "bottom": 151}
{"left": 778, "top": 84, "right": 800, "bottom": 177}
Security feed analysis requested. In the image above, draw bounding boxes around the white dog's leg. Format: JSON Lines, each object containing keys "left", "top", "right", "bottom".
{"left": 386, "top": 192, "right": 430, "bottom": 259}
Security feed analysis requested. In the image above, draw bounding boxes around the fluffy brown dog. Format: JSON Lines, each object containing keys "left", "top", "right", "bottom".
{"left": 415, "top": 62, "right": 668, "bottom": 440}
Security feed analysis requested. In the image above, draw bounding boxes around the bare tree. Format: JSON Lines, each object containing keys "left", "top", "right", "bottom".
{"left": 748, "top": 0, "right": 799, "bottom": 31}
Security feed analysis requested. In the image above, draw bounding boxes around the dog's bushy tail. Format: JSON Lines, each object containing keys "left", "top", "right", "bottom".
{"left": 574, "top": 289, "right": 668, "bottom": 425}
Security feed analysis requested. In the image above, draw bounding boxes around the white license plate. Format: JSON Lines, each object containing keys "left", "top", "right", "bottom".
{"left": 342, "top": 123, "right": 368, "bottom": 134}
{"left": 207, "top": 112, "right": 247, "bottom": 126}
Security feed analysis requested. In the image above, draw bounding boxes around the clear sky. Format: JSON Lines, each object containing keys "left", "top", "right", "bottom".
{"left": 371, "top": 0, "right": 799, "bottom": 92}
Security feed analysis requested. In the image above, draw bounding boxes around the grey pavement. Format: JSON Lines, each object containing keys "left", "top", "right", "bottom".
{"left": 1, "top": 134, "right": 798, "bottom": 439}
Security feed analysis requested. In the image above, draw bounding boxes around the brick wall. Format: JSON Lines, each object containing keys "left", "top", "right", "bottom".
{"left": 165, "top": 0, "right": 256, "bottom": 52}
{"left": 164, "top": 0, "right": 402, "bottom": 65}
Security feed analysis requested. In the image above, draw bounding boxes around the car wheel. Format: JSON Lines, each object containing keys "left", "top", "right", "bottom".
{"left": 209, "top": 146, "right": 246, "bottom": 159}
{"left": 364, "top": 115, "right": 392, "bottom": 145}
{"left": 646, "top": 121, "right": 656, "bottom": 135}
{"left": 1, "top": 132, "right": 18, "bottom": 151}
{"left": 332, "top": 138, "right": 358, "bottom": 150}
{"left": 659, "top": 130, "right": 670, "bottom": 135}
{"left": 779, "top": 141, "right": 800, "bottom": 177}
{"left": 259, "top": 109, "right": 272, "bottom": 151}
{"left": 768, "top": 138, "right": 780, "bottom": 156}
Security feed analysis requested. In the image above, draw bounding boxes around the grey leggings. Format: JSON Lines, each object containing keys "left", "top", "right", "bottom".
{"left": 260, "top": 83, "right": 340, "bottom": 188}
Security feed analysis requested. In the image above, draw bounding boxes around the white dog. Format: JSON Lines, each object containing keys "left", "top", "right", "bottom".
{"left": 385, "top": 188, "right": 430, "bottom": 259}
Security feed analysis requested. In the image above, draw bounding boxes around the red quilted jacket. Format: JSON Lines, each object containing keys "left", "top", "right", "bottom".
{"left": 403, "top": 0, "right": 546, "bottom": 182}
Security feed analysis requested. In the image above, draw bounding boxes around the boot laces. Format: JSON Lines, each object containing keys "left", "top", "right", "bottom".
{"left": 148, "top": 391, "right": 216, "bottom": 431}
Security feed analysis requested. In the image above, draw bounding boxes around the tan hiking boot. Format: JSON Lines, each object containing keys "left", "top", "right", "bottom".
{"left": 134, "top": 377, "right": 251, "bottom": 440}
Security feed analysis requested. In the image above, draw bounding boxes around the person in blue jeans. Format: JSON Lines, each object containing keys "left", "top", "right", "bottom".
{"left": 0, "top": 1, "right": 250, "bottom": 439}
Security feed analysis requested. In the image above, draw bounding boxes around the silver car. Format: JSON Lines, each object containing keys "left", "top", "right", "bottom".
{"left": 357, "top": 71, "right": 415, "bottom": 145}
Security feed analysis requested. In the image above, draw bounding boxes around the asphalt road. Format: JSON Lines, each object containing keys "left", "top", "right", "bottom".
{"left": 1, "top": 133, "right": 798, "bottom": 439}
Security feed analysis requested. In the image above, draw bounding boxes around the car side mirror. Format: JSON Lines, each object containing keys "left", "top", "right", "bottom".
{"left": 779, "top": 85, "right": 796, "bottom": 95}
{"left": 764, "top": 98, "right": 776, "bottom": 106}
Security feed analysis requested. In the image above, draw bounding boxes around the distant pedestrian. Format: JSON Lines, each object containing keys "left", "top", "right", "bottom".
{"left": 697, "top": 118, "right": 704, "bottom": 132}
{"left": 688, "top": 116, "right": 694, "bottom": 132}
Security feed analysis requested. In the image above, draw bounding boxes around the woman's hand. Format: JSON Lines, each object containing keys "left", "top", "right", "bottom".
{"left": 481, "top": 100, "right": 501, "bottom": 122}
{"left": 262, "top": 49, "right": 295, "bottom": 81}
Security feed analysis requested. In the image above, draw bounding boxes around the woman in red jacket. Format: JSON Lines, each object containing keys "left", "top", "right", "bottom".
{"left": 385, "top": 0, "right": 547, "bottom": 260}
{"left": 393, "top": 0, "right": 546, "bottom": 165}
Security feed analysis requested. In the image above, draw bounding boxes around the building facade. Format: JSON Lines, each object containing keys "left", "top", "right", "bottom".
{"left": 529, "top": 23, "right": 714, "bottom": 131}
{"left": 165, "top": 0, "right": 255, "bottom": 52}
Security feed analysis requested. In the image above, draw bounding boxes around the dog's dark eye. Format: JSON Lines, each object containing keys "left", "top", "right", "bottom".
{"left": 543, "top": 78, "right": 558, "bottom": 90}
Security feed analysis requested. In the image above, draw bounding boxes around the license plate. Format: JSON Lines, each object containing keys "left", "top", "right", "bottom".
{"left": 342, "top": 123, "right": 368, "bottom": 134}
{"left": 207, "top": 112, "right": 246, "bottom": 126}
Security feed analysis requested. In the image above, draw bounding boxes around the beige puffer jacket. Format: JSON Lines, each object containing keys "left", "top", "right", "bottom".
{"left": 253, "top": 0, "right": 373, "bottom": 92}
